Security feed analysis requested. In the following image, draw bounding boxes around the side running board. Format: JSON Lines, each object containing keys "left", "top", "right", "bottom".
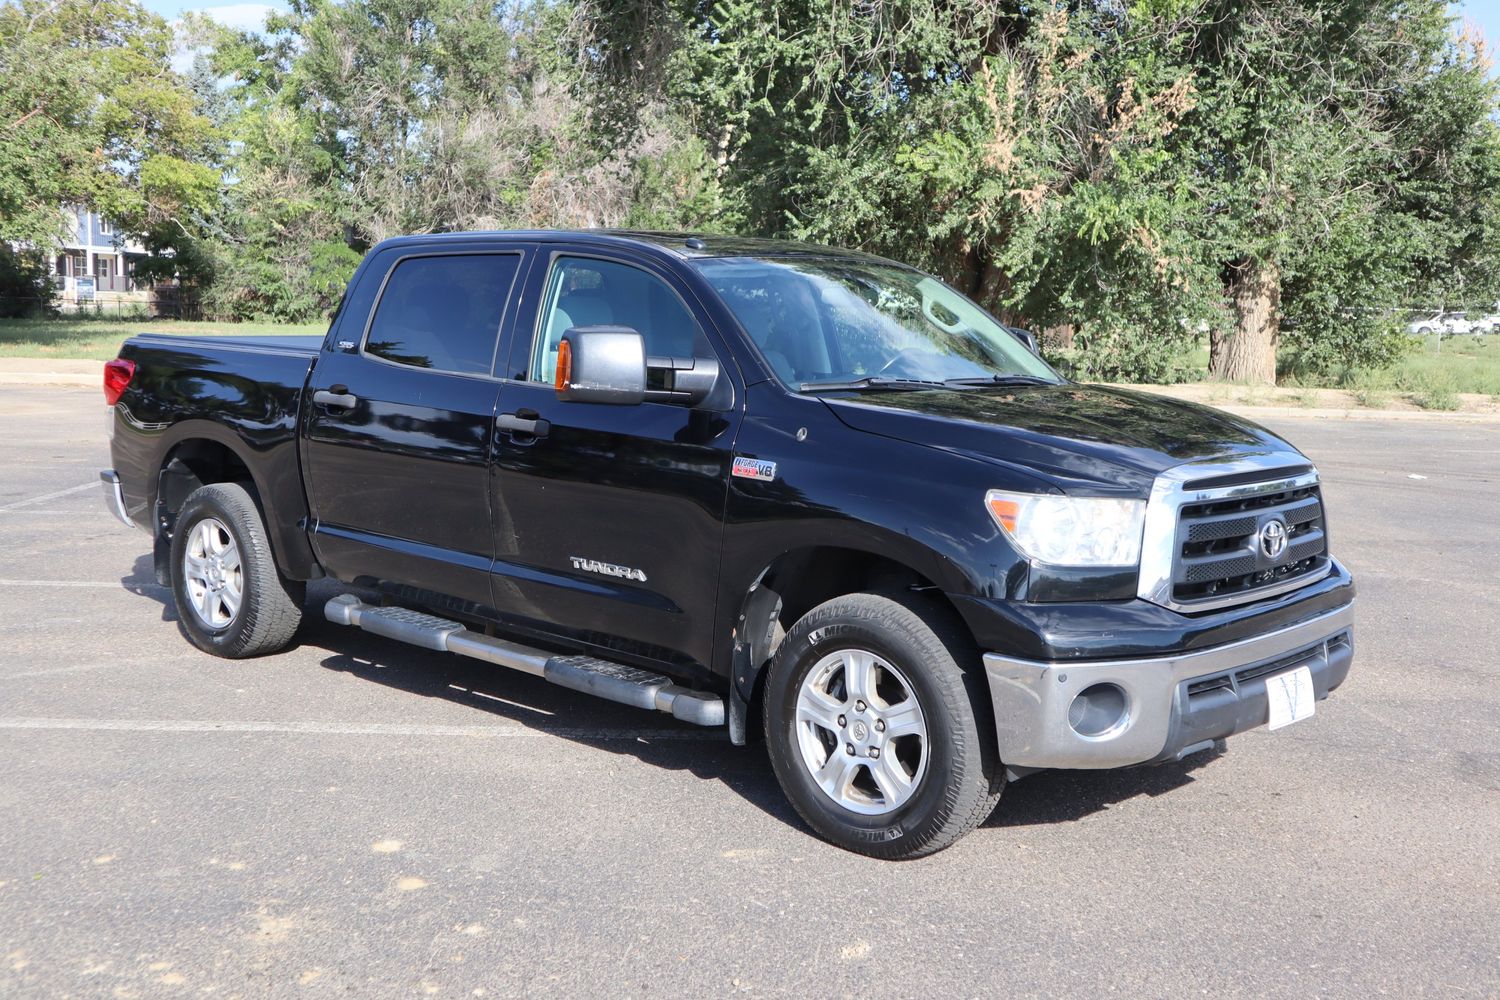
{"left": 323, "top": 595, "right": 724, "bottom": 727}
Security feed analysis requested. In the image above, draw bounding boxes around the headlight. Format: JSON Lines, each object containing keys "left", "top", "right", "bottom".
{"left": 985, "top": 490, "right": 1146, "bottom": 567}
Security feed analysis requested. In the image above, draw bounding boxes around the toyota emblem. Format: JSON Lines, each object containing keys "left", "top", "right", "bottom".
{"left": 1259, "top": 518, "right": 1288, "bottom": 560}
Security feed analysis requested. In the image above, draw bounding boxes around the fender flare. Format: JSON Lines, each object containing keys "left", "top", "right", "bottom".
{"left": 721, "top": 533, "right": 975, "bottom": 745}
{"left": 147, "top": 419, "right": 320, "bottom": 581}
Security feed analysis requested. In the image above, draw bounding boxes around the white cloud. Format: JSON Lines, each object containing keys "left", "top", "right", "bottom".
{"left": 186, "top": 3, "right": 280, "bottom": 33}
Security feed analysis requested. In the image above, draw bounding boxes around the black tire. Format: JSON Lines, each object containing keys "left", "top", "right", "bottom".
{"left": 762, "top": 591, "right": 1003, "bottom": 859}
{"left": 170, "top": 482, "right": 303, "bottom": 658}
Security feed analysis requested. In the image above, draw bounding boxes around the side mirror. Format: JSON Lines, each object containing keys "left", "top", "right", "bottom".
{"left": 556, "top": 326, "right": 646, "bottom": 405}
{"left": 645, "top": 353, "right": 721, "bottom": 407}
{"left": 1007, "top": 325, "right": 1040, "bottom": 355}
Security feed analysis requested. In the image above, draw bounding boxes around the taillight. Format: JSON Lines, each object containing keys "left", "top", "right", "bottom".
{"left": 104, "top": 358, "right": 136, "bottom": 406}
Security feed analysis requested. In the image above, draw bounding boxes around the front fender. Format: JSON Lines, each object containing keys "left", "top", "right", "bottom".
{"left": 712, "top": 385, "right": 1045, "bottom": 684}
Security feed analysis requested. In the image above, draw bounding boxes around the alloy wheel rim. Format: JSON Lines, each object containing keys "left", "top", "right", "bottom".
{"left": 793, "top": 648, "right": 928, "bottom": 815}
{"left": 182, "top": 517, "right": 243, "bottom": 630}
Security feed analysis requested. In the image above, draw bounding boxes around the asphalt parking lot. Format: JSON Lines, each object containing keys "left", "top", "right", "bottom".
{"left": 1, "top": 385, "right": 1497, "bottom": 998}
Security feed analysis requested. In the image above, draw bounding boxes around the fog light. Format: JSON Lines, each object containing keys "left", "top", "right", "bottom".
{"left": 1068, "top": 683, "right": 1128, "bottom": 738}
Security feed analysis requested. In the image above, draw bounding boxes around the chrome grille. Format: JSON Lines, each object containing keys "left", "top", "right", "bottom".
{"left": 1137, "top": 453, "right": 1334, "bottom": 613}
{"left": 1172, "top": 483, "right": 1328, "bottom": 606}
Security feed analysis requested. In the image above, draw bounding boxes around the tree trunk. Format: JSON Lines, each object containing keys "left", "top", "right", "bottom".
{"left": 1043, "top": 324, "right": 1076, "bottom": 349}
{"left": 1211, "top": 259, "right": 1281, "bottom": 384}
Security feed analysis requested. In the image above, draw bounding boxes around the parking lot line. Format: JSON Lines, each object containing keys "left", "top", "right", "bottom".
{"left": 0, "top": 578, "right": 166, "bottom": 590}
{"left": 0, "top": 716, "right": 723, "bottom": 741}
{"left": 0, "top": 482, "right": 98, "bottom": 511}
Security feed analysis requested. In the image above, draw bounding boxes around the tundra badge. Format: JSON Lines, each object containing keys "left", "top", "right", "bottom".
{"left": 569, "top": 556, "right": 647, "bottom": 583}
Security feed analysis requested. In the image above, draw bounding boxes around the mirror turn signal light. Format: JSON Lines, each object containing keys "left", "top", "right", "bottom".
{"left": 554, "top": 338, "right": 573, "bottom": 393}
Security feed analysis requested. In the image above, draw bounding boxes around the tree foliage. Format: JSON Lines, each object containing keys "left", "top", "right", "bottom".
{"left": 0, "top": 0, "right": 216, "bottom": 246}
{"left": 586, "top": 0, "right": 1500, "bottom": 382}
{"left": 2, "top": 0, "right": 1497, "bottom": 380}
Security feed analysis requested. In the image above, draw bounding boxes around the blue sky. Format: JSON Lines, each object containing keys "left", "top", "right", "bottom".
{"left": 142, "top": 0, "right": 1500, "bottom": 67}
{"left": 1460, "top": 0, "right": 1500, "bottom": 58}
{"left": 148, "top": 0, "right": 285, "bottom": 32}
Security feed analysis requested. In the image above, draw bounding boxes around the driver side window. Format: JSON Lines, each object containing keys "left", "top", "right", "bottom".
{"left": 528, "top": 256, "right": 707, "bottom": 383}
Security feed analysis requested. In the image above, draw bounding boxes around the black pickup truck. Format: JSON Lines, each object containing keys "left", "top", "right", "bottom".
{"left": 102, "top": 230, "right": 1354, "bottom": 858}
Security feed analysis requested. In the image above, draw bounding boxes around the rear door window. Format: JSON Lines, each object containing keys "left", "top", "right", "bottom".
{"left": 364, "top": 254, "right": 521, "bottom": 375}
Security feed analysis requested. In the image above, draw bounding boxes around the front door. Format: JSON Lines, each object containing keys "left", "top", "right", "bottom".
{"left": 303, "top": 249, "right": 526, "bottom": 608}
{"left": 489, "top": 249, "right": 742, "bottom": 676}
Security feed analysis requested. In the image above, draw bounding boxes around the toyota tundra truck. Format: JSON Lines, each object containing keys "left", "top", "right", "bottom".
{"left": 100, "top": 230, "right": 1355, "bottom": 858}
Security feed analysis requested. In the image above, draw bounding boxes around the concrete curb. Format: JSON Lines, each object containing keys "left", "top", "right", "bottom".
{"left": 0, "top": 359, "right": 100, "bottom": 388}
{"left": 1, "top": 372, "right": 100, "bottom": 387}
{"left": 1110, "top": 382, "right": 1500, "bottom": 423}
{"left": 1207, "top": 404, "right": 1500, "bottom": 424}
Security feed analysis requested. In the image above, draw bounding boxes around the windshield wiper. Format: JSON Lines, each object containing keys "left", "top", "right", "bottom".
{"left": 800, "top": 376, "right": 951, "bottom": 392}
{"left": 942, "top": 374, "right": 1058, "bottom": 387}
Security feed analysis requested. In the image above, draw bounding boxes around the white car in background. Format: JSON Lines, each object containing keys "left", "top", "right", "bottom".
{"left": 1407, "top": 311, "right": 1446, "bottom": 335}
{"left": 1469, "top": 310, "right": 1500, "bottom": 335}
{"left": 1442, "top": 312, "right": 1474, "bottom": 336}
{"left": 1407, "top": 311, "right": 1481, "bottom": 336}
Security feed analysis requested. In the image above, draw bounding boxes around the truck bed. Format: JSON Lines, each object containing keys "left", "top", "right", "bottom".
{"left": 130, "top": 333, "right": 324, "bottom": 355}
{"left": 110, "top": 331, "right": 323, "bottom": 579}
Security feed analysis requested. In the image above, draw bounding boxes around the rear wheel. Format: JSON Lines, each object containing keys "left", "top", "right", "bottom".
{"left": 170, "top": 482, "right": 303, "bottom": 658}
{"left": 763, "top": 592, "right": 1002, "bottom": 859}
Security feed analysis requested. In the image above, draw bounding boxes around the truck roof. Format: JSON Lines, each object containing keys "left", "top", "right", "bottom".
{"left": 373, "top": 229, "right": 890, "bottom": 262}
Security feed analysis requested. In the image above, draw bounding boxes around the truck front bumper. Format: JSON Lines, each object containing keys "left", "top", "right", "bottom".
{"left": 983, "top": 602, "right": 1354, "bottom": 770}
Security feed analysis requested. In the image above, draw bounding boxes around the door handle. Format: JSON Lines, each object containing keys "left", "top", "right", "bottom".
{"left": 313, "top": 387, "right": 358, "bottom": 408}
{"left": 497, "top": 410, "right": 550, "bottom": 438}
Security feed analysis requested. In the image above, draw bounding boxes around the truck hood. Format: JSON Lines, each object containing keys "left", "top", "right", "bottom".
{"left": 820, "top": 383, "right": 1300, "bottom": 495}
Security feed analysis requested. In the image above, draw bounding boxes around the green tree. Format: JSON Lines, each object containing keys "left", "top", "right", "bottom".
{"left": 1172, "top": 0, "right": 1500, "bottom": 382}
{"left": 581, "top": 0, "right": 1500, "bottom": 384}
{"left": 173, "top": 0, "right": 716, "bottom": 319}
{"left": 0, "top": 0, "right": 218, "bottom": 251}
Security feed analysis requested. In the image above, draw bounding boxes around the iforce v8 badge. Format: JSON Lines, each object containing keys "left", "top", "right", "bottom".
{"left": 732, "top": 457, "right": 777, "bottom": 482}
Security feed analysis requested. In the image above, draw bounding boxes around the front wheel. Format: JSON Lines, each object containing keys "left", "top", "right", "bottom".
{"left": 170, "top": 482, "right": 303, "bottom": 658}
{"left": 762, "top": 592, "right": 1002, "bottom": 859}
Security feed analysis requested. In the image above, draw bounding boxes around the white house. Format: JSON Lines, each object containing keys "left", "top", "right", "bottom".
{"left": 49, "top": 207, "right": 154, "bottom": 304}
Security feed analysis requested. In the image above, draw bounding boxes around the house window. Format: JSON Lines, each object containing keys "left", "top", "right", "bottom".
{"left": 98, "top": 216, "right": 112, "bottom": 236}
{"left": 97, "top": 257, "right": 112, "bottom": 280}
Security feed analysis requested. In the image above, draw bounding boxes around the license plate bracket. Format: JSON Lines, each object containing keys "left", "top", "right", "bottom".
{"left": 1265, "top": 664, "right": 1316, "bottom": 731}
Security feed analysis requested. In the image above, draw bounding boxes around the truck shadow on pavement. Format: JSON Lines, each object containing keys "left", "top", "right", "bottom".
{"left": 121, "top": 563, "right": 1227, "bottom": 838}
{"left": 987, "top": 750, "right": 1223, "bottom": 828}
{"left": 123, "top": 554, "right": 177, "bottom": 621}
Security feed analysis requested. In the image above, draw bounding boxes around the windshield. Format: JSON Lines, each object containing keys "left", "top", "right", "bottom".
{"left": 694, "top": 256, "right": 1061, "bottom": 389}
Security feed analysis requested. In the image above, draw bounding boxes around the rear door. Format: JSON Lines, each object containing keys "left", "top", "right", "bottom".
{"left": 488, "top": 247, "right": 744, "bottom": 674}
{"left": 302, "top": 245, "right": 529, "bottom": 607}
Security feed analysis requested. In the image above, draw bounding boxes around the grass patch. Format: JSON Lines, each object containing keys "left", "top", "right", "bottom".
{"left": 0, "top": 316, "right": 326, "bottom": 361}
{"left": 1385, "top": 335, "right": 1500, "bottom": 396}
{"left": 1173, "top": 333, "right": 1500, "bottom": 398}
{"left": 1413, "top": 382, "right": 1461, "bottom": 411}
